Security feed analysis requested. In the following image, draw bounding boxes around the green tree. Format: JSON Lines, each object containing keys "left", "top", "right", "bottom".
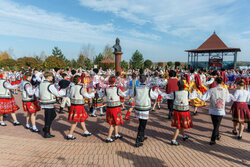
{"left": 94, "top": 53, "right": 104, "bottom": 67}
{"left": 17, "top": 57, "right": 41, "bottom": 69}
{"left": 43, "top": 56, "right": 66, "bottom": 69}
{"left": 84, "top": 57, "right": 93, "bottom": 70}
{"left": 167, "top": 61, "right": 173, "bottom": 67}
{"left": 0, "top": 58, "right": 16, "bottom": 69}
{"left": 51, "top": 46, "right": 69, "bottom": 65}
{"left": 175, "top": 61, "right": 181, "bottom": 67}
{"left": 120, "top": 60, "right": 129, "bottom": 71}
{"left": 103, "top": 45, "right": 114, "bottom": 60}
{"left": 77, "top": 54, "right": 85, "bottom": 68}
{"left": 71, "top": 59, "right": 78, "bottom": 68}
{"left": 130, "top": 50, "right": 144, "bottom": 69}
{"left": 144, "top": 59, "right": 153, "bottom": 69}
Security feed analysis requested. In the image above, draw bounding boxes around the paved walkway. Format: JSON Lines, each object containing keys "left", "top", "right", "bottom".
{"left": 0, "top": 94, "right": 249, "bottom": 167}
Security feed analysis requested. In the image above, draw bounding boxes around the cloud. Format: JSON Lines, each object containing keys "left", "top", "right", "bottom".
{"left": 79, "top": 0, "right": 237, "bottom": 36}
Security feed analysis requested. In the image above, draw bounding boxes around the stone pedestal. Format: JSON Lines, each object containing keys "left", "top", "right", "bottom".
{"left": 114, "top": 52, "right": 123, "bottom": 74}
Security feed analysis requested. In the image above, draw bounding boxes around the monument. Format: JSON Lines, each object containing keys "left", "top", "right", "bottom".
{"left": 113, "top": 38, "right": 123, "bottom": 73}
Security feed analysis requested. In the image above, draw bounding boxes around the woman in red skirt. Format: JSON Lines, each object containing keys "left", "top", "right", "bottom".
{"left": 66, "top": 75, "right": 95, "bottom": 140}
{"left": 22, "top": 72, "right": 40, "bottom": 132}
{"left": 230, "top": 79, "right": 250, "bottom": 139}
{"left": 0, "top": 71, "right": 20, "bottom": 126}
{"left": 105, "top": 76, "right": 128, "bottom": 143}
{"left": 161, "top": 80, "right": 197, "bottom": 145}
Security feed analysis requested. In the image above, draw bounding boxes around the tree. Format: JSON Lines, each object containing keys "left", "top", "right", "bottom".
{"left": 130, "top": 50, "right": 144, "bottom": 69}
{"left": 43, "top": 56, "right": 66, "bottom": 69}
{"left": 103, "top": 44, "right": 114, "bottom": 60}
{"left": 144, "top": 59, "right": 153, "bottom": 69}
{"left": 167, "top": 61, "right": 173, "bottom": 67}
{"left": 17, "top": 57, "right": 41, "bottom": 69}
{"left": 77, "top": 54, "right": 85, "bottom": 68}
{"left": 0, "top": 51, "right": 11, "bottom": 61}
{"left": 94, "top": 53, "right": 104, "bottom": 67}
{"left": 175, "top": 61, "right": 181, "bottom": 67}
{"left": 84, "top": 57, "right": 93, "bottom": 70}
{"left": 51, "top": 46, "right": 69, "bottom": 63}
{"left": 80, "top": 44, "right": 95, "bottom": 60}
{"left": 0, "top": 58, "right": 16, "bottom": 69}
{"left": 71, "top": 59, "right": 78, "bottom": 69}
{"left": 120, "top": 60, "right": 129, "bottom": 71}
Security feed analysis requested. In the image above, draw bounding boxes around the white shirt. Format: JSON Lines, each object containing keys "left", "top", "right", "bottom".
{"left": 231, "top": 89, "right": 250, "bottom": 103}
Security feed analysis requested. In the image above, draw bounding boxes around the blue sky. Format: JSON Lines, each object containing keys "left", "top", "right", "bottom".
{"left": 0, "top": 0, "right": 250, "bottom": 62}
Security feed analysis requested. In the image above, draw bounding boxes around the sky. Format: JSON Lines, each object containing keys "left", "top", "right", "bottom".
{"left": 0, "top": 0, "right": 250, "bottom": 62}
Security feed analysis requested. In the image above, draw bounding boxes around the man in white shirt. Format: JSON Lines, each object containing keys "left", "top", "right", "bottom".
{"left": 198, "top": 77, "right": 231, "bottom": 145}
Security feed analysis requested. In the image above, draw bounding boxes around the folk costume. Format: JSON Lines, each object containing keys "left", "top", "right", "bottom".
{"left": 22, "top": 79, "right": 40, "bottom": 132}
{"left": 231, "top": 90, "right": 250, "bottom": 124}
{"left": 105, "top": 85, "right": 127, "bottom": 126}
{"left": 198, "top": 85, "right": 231, "bottom": 145}
{"left": 91, "top": 86, "right": 105, "bottom": 117}
{"left": 38, "top": 80, "right": 66, "bottom": 138}
{"left": 133, "top": 83, "right": 158, "bottom": 147}
{"left": 189, "top": 74, "right": 207, "bottom": 108}
{"left": 0, "top": 77, "right": 20, "bottom": 126}
{"left": 166, "top": 77, "right": 179, "bottom": 119}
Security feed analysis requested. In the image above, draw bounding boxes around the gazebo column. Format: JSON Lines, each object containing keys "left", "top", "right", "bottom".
{"left": 188, "top": 52, "right": 190, "bottom": 69}
{"left": 233, "top": 51, "right": 237, "bottom": 69}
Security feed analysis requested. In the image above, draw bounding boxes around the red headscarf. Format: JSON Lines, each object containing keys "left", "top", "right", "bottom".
{"left": 184, "top": 74, "right": 190, "bottom": 84}
{"left": 195, "top": 74, "right": 206, "bottom": 94}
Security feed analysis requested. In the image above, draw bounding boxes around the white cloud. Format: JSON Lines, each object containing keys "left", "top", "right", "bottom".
{"left": 79, "top": 0, "right": 237, "bottom": 36}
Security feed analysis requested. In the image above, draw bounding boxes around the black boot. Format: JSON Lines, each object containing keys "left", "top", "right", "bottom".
{"left": 48, "top": 126, "right": 55, "bottom": 137}
{"left": 135, "top": 131, "right": 143, "bottom": 147}
{"left": 43, "top": 127, "right": 53, "bottom": 138}
{"left": 68, "top": 107, "right": 71, "bottom": 113}
{"left": 168, "top": 112, "right": 172, "bottom": 119}
{"left": 58, "top": 107, "right": 65, "bottom": 114}
{"left": 140, "top": 131, "right": 147, "bottom": 142}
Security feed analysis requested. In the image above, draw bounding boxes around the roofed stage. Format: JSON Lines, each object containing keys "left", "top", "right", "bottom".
{"left": 185, "top": 32, "right": 241, "bottom": 69}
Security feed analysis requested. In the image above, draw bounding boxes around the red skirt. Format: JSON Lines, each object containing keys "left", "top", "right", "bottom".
{"left": 11, "top": 81, "right": 17, "bottom": 85}
{"left": 171, "top": 110, "right": 193, "bottom": 129}
{"left": 0, "top": 97, "right": 19, "bottom": 114}
{"left": 22, "top": 99, "right": 40, "bottom": 113}
{"left": 231, "top": 102, "right": 250, "bottom": 123}
{"left": 68, "top": 105, "right": 88, "bottom": 122}
{"left": 106, "top": 107, "right": 123, "bottom": 126}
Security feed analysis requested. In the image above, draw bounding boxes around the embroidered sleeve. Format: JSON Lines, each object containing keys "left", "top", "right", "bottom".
{"left": 81, "top": 88, "right": 94, "bottom": 98}
{"left": 197, "top": 89, "right": 211, "bottom": 101}
{"left": 48, "top": 84, "right": 66, "bottom": 97}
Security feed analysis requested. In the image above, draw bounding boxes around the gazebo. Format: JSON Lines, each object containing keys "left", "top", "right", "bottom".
{"left": 185, "top": 32, "right": 241, "bottom": 69}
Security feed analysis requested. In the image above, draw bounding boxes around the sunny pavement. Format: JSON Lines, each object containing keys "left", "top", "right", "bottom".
{"left": 0, "top": 93, "right": 249, "bottom": 167}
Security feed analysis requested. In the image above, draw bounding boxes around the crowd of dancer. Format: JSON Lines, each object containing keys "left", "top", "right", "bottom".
{"left": 0, "top": 67, "right": 249, "bottom": 147}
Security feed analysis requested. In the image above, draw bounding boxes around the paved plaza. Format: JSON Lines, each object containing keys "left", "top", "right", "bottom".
{"left": 0, "top": 94, "right": 249, "bottom": 167}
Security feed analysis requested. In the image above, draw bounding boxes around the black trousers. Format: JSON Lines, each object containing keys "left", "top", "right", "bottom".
{"left": 167, "top": 99, "right": 174, "bottom": 113}
{"left": 211, "top": 115, "right": 223, "bottom": 141}
{"left": 138, "top": 119, "right": 147, "bottom": 134}
{"left": 44, "top": 108, "right": 57, "bottom": 133}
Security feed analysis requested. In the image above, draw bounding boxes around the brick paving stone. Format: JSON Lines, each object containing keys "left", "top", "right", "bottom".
{"left": 0, "top": 94, "right": 249, "bottom": 167}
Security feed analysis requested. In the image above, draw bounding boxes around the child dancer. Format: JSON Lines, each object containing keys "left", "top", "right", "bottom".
{"left": 151, "top": 72, "right": 162, "bottom": 111}
{"left": 105, "top": 76, "right": 128, "bottom": 143}
{"left": 161, "top": 80, "right": 197, "bottom": 145}
{"left": 38, "top": 72, "right": 66, "bottom": 138}
{"left": 0, "top": 71, "right": 21, "bottom": 126}
{"left": 22, "top": 72, "right": 40, "bottom": 132}
{"left": 230, "top": 79, "right": 250, "bottom": 139}
{"left": 125, "top": 73, "right": 139, "bottom": 120}
{"left": 133, "top": 75, "right": 159, "bottom": 147}
{"left": 66, "top": 75, "right": 94, "bottom": 140}
{"left": 189, "top": 74, "right": 207, "bottom": 115}
{"left": 91, "top": 83, "right": 105, "bottom": 117}
{"left": 58, "top": 73, "right": 71, "bottom": 114}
